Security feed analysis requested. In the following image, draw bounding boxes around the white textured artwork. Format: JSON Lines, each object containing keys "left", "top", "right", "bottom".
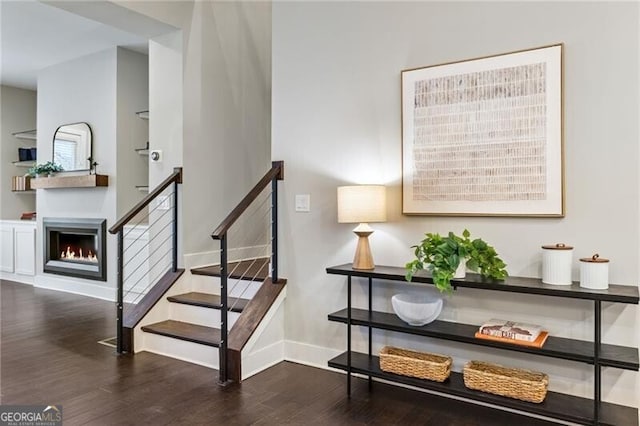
{"left": 402, "top": 45, "right": 563, "bottom": 216}
{"left": 412, "top": 63, "right": 547, "bottom": 202}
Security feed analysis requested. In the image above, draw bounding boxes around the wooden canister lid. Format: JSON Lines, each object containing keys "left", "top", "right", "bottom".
{"left": 579, "top": 253, "right": 609, "bottom": 263}
{"left": 541, "top": 243, "right": 573, "bottom": 250}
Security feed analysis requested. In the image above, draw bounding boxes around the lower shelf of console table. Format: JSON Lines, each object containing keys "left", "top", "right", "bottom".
{"left": 329, "top": 351, "right": 637, "bottom": 426}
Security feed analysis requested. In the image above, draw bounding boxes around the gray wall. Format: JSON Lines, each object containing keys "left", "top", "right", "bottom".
{"left": 273, "top": 1, "right": 638, "bottom": 407}
{"left": 117, "top": 1, "right": 272, "bottom": 257}
{"left": 0, "top": 85, "right": 37, "bottom": 219}
{"left": 116, "top": 47, "right": 149, "bottom": 217}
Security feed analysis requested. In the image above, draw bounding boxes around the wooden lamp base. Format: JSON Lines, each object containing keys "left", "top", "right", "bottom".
{"left": 352, "top": 224, "right": 375, "bottom": 270}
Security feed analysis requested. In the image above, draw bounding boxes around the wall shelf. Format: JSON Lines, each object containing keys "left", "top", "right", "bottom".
{"left": 30, "top": 174, "right": 108, "bottom": 189}
{"left": 12, "top": 129, "right": 37, "bottom": 140}
{"left": 136, "top": 185, "right": 149, "bottom": 193}
{"left": 11, "top": 160, "right": 35, "bottom": 168}
{"left": 136, "top": 110, "right": 149, "bottom": 120}
{"left": 135, "top": 148, "right": 149, "bottom": 156}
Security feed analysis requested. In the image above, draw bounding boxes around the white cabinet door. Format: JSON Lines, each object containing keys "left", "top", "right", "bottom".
{"left": 0, "top": 226, "right": 15, "bottom": 273}
{"left": 14, "top": 226, "right": 35, "bottom": 275}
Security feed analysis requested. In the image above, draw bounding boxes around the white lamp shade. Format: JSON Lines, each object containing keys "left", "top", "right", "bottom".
{"left": 337, "top": 185, "right": 387, "bottom": 223}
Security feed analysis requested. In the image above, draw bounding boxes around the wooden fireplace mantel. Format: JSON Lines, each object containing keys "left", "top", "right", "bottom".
{"left": 30, "top": 174, "right": 108, "bottom": 189}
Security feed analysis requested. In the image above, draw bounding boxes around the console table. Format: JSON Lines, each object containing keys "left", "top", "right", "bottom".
{"left": 326, "top": 263, "right": 639, "bottom": 426}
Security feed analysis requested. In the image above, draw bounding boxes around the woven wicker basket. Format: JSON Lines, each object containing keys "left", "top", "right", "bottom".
{"left": 463, "top": 360, "right": 549, "bottom": 403}
{"left": 379, "top": 346, "right": 452, "bottom": 382}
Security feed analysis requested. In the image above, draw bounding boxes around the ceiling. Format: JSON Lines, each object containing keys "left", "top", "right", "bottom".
{"left": 1, "top": 0, "right": 149, "bottom": 90}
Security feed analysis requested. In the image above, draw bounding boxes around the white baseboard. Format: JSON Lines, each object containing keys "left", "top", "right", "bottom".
{"left": 284, "top": 340, "right": 343, "bottom": 371}
{"left": 0, "top": 272, "right": 35, "bottom": 285}
{"left": 34, "top": 274, "right": 115, "bottom": 301}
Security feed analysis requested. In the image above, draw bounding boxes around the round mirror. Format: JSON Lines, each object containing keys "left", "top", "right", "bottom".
{"left": 53, "top": 122, "right": 92, "bottom": 172}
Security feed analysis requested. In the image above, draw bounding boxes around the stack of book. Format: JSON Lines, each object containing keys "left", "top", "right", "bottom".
{"left": 11, "top": 176, "right": 31, "bottom": 191}
{"left": 475, "top": 319, "right": 549, "bottom": 348}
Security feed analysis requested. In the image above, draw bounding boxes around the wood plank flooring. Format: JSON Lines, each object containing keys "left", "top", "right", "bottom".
{"left": 1, "top": 280, "right": 554, "bottom": 425}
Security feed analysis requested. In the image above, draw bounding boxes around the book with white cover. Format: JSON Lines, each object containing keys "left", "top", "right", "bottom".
{"left": 479, "top": 319, "right": 544, "bottom": 342}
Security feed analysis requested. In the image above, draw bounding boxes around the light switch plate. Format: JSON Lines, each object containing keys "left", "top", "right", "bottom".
{"left": 295, "top": 194, "right": 310, "bottom": 212}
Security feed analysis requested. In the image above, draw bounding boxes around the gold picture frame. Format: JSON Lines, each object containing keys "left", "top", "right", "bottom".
{"left": 402, "top": 44, "right": 564, "bottom": 217}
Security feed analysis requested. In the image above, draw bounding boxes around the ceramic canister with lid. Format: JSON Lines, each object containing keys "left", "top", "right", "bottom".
{"left": 580, "top": 254, "right": 609, "bottom": 290}
{"left": 541, "top": 243, "right": 573, "bottom": 285}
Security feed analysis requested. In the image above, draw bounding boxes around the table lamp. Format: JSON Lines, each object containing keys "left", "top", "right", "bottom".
{"left": 337, "top": 185, "right": 387, "bottom": 270}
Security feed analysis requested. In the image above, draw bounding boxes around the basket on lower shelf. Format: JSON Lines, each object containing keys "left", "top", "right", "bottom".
{"left": 463, "top": 360, "right": 549, "bottom": 403}
{"left": 379, "top": 346, "right": 452, "bottom": 382}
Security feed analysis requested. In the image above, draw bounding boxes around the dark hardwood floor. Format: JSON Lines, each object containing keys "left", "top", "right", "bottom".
{"left": 0, "top": 280, "right": 555, "bottom": 425}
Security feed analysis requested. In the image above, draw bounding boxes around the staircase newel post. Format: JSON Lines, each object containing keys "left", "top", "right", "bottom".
{"left": 271, "top": 177, "right": 278, "bottom": 283}
{"left": 116, "top": 229, "right": 124, "bottom": 354}
{"left": 219, "top": 233, "right": 228, "bottom": 384}
{"left": 172, "top": 180, "right": 178, "bottom": 273}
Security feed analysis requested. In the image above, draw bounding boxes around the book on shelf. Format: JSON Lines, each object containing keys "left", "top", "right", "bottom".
{"left": 478, "top": 318, "right": 544, "bottom": 342}
{"left": 20, "top": 211, "right": 36, "bottom": 220}
{"left": 474, "top": 330, "right": 549, "bottom": 348}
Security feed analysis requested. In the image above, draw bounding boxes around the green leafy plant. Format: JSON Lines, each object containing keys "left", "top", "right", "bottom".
{"left": 405, "top": 229, "right": 508, "bottom": 293}
{"left": 28, "top": 161, "right": 63, "bottom": 177}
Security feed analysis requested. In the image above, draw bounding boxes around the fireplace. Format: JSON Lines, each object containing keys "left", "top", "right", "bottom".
{"left": 44, "top": 218, "right": 107, "bottom": 281}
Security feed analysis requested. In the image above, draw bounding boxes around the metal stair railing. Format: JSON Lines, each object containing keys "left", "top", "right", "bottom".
{"left": 109, "top": 167, "right": 182, "bottom": 354}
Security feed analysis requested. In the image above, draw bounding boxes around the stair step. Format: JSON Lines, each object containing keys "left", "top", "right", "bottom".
{"left": 141, "top": 320, "right": 221, "bottom": 347}
{"left": 167, "top": 292, "right": 249, "bottom": 313}
{"left": 191, "top": 258, "right": 269, "bottom": 281}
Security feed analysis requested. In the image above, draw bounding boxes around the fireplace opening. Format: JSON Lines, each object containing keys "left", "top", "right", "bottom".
{"left": 44, "top": 218, "right": 106, "bottom": 281}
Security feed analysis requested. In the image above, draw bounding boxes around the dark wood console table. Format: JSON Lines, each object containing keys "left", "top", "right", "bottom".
{"left": 326, "top": 263, "right": 639, "bottom": 426}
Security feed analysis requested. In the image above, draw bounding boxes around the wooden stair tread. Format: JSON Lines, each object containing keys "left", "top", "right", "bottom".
{"left": 191, "top": 258, "right": 269, "bottom": 281}
{"left": 141, "top": 320, "right": 221, "bottom": 347}
{"left": 167, "top": 292, "right": 249, "bottom": 312}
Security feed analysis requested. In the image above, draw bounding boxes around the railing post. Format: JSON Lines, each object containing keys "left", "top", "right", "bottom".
{"left": 219, "top": 233, "right": 228, "bottom": 384}
{"left": 172, "top": 181, "right": 178, "bottom": 273}
{"left": 116, "top": 229, "right": 124, "bottom": 354}
{"left": 271, "top": 177, "right": 278, "bottom": 283}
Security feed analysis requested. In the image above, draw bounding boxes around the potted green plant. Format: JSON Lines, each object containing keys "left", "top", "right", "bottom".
{"left": 405, "top": 229, "right": 508, "bottom": 293}
{"left": 28, "top": 161, "right": 63, "bottom": 178}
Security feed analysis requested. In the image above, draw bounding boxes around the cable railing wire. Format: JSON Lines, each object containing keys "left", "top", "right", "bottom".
{"left": 122, "top": 206, "right": 175, "bottom": 258}
{"left": 122, "top": 217, "right": 175, "bottom": 270}
{"left": 123, "top": 232, "right": 174, "bottom": 298}
{"left": 122, "top": 189, "right": 175, "bottom": 240}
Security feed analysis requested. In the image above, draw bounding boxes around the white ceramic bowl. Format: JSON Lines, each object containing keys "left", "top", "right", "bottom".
{"left": 391, "top": 293, "right": 443, "bottom": 326}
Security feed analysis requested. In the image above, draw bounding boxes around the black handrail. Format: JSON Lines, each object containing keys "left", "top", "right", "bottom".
{"left": 212, "top": 161, "right": 284, "bottom": 239}
{"left": 212, "top": 161, "right": 284, "bottom": 384}
{"left": 109, "top": 167, "right": 182, "bottom": 235}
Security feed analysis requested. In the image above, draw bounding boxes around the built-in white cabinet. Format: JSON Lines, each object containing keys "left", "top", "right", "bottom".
{"left": 0, "top": 221, "right": 36, "bottom": 282}
{"left": 0, "top": 225, "right": 15, "bottom": 272}
{"left": 14, "top": 226, "right": 35, "bottom": 275}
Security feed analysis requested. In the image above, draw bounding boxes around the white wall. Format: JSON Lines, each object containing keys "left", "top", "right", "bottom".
{"left": 273, "top": 1, "right": 639, "bottom": 409}
{"left": 0, "top": 85, "right": 36, "bottom": 219}
{"left": 36, "top": 47, "right": 148, "bottom": 297}
{"left": 116, "top": 47, "right": 149, "bottom": 217}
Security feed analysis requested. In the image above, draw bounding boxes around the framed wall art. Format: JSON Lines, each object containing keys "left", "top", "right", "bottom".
{"left": 402, "top": 44, "right": 564, "bottom": 217}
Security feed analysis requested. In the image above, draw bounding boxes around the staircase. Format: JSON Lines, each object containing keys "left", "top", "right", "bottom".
{"left": 110, "top": 162, "right": 286, "bottom": 383}
{"left": 140, "top": 258, "right": 267, "bottom": 357}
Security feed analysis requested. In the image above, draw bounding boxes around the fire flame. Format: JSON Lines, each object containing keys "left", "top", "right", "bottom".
{"left": 60, "top": 246, "right": 98, "bottom": 263}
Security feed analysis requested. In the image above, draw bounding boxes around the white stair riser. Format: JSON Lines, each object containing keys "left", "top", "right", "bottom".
{"left": 142, "top": 332, "right": 219, "bottom": 369}
{"left": 168, "top": 303, "right": 240, "bottom": 329}
{"left": 191, "top": 274, "right": 262, "bottom": 299}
